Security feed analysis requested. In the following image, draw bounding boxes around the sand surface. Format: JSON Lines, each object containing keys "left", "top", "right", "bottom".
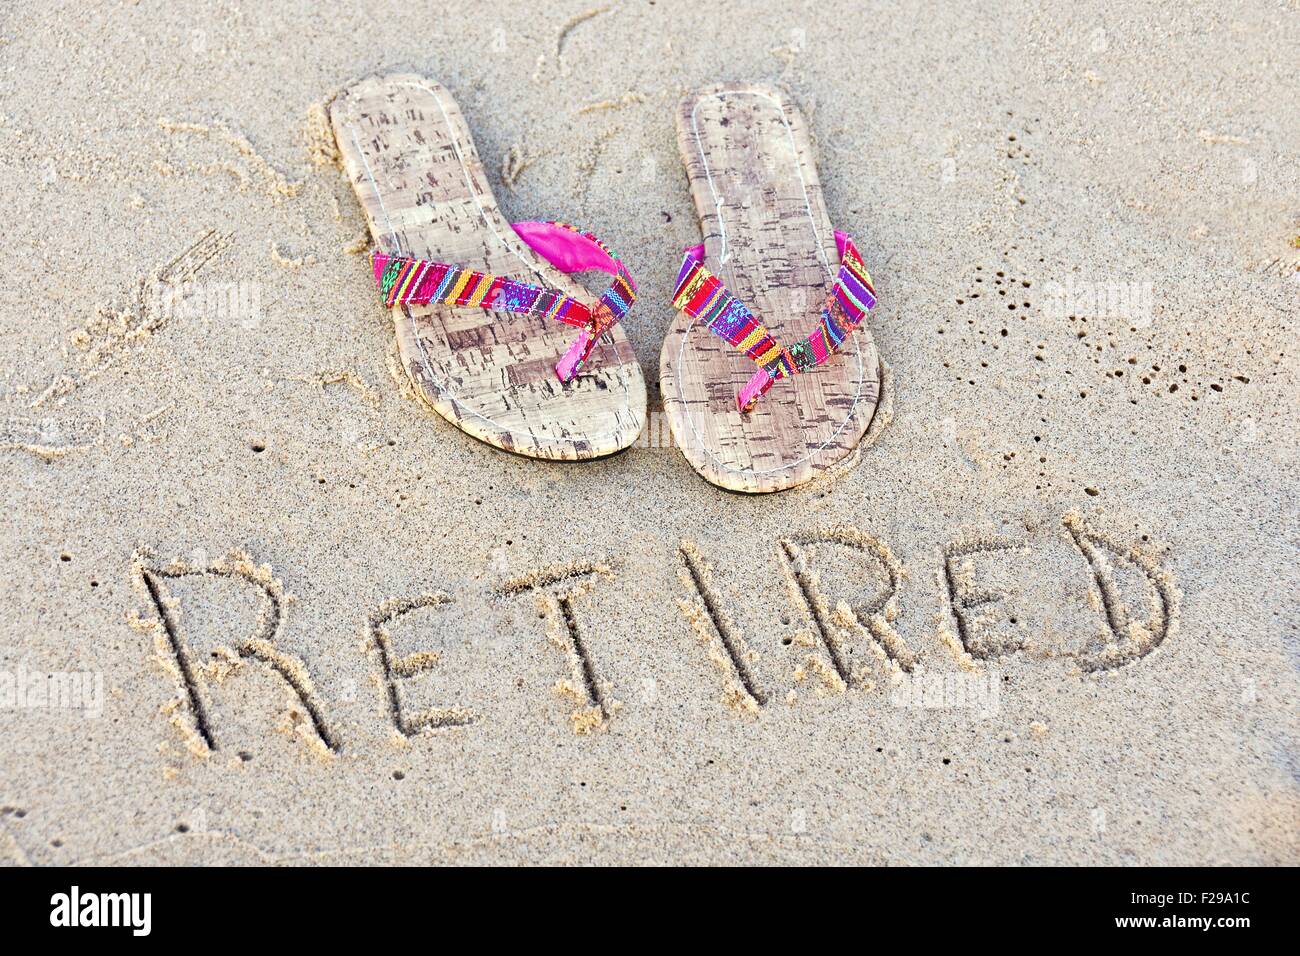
{"left": 0, "top": 0, "right": 1296, "bottom": 865}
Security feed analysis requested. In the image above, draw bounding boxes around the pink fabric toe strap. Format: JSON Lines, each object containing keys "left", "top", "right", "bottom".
{"left": 672, "top": 229, "right": 877, "bottom": 411}
{"left": 371, "top": 221, "right": 636, "bottom": 383}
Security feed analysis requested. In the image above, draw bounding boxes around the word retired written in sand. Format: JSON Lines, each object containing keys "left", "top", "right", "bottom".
{"left": 132, "top": 511, "right": 1176, "bottom": 752}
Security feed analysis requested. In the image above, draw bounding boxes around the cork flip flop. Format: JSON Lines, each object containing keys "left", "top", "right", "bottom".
{"left": 659, "top": 86, "right": 883, "bottom": 493}
{"left": 331, "top": 74, "right": 646, "bottom": 459}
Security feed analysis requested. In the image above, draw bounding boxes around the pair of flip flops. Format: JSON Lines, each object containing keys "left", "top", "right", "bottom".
{"left": 331, "top": 75, "right": 882, "bottom": 493}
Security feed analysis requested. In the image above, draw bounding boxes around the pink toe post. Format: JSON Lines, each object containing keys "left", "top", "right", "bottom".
{"left": 738, "top": 368, "right": 777, "bottom": 411}
{"left": 670, "top": 229, "right": 877, "bottom": 412}
{"left": 513, "top": 221, "right": 637, "bottom": 382}
{"left": 371, "top": 220, "right": 637, "bottom": 384}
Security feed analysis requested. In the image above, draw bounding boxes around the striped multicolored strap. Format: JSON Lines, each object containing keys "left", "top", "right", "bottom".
{"left": 671, "top": 230, "right": 876, "bottom": 411}
{"left": 372, "top": 221, "right": 637, "bottom": 383}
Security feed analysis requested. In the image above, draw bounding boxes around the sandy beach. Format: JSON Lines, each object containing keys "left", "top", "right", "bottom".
{"left": 0, "top": 0, "right": 1296, "bottom": 865}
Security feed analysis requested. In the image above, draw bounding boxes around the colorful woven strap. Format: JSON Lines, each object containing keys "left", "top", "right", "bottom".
{"left": 671, "top": 230, "right": 876, "bottom": 411}
{"left": 372, "top": 221, "right": 636, "bottom": 382}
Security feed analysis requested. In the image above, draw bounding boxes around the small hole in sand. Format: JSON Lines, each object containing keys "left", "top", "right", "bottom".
{"left": 250, "top": 441, "right": 266, "bottom": 453}
{"left": 176, "top": 824, "right": 190, "bottom": 833}
{"left": 392, "top": 771, "right": 405, "bottom": 781}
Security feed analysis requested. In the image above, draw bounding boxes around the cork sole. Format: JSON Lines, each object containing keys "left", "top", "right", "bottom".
{"left": 331, "top": 74, "right": 645, "bottom": 460}
{"left": 659, "top": 85, "right": 881, "bottom": 492}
